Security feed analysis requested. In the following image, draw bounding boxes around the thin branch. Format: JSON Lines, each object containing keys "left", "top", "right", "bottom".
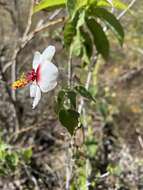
{"left": 65, "top": 136, "right": 73, "bottom": 190}
{"left": 49, "top": 8, "right": 63, "bottom": 20}
{"left": 23, "top": 0, "right": 34, "bottom": 38}
{"left": 9, "top": 124, "right": 38, "bottom": 142}
{"left": 117, "top": 0, "right": 136, "bottom": 20}
{"left": 66, "top": 51, "right": 74, "bottom": 190}
{"left": 29, "top": 17, "right": 65, "bottom": 38}
{"left": 66, "top": 50, "right": 74, "bottom": 189}
{"left": 138, "top": 135, "right": 143, "bottom": 149}
{"left": 135, "top": 129, "right": 143, "bottom": 149}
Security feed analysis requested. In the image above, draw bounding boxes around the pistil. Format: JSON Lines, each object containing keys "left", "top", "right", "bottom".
{"left": 12, "top": 70, "right": 37, "bottom": 89}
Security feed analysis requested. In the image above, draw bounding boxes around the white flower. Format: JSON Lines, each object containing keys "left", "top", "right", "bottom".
{"left": 12, "top": 45, "right": 58, "bottom": 109}
{"left": 30, "top": 45, "right": 58, "bottom": 109}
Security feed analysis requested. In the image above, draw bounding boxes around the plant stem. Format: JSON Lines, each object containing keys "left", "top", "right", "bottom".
{"left": 68, "top": 52, "right": 72, "bottom": 88}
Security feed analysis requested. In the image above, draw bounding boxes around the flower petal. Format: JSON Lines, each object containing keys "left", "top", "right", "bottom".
{"left": 30, "top": 83, "right": 37, "bottom": 98}
{"left": 32, "top": 85, "right": 41, "bottom": 109}
{"left": 42, "top": 45, "right": 55, "bottom": 62}
{"left": 33, "top": 51, "right": 41, "bottom": 70}
{"left": 38, "top": 61, "right": 58, "bottom": 93}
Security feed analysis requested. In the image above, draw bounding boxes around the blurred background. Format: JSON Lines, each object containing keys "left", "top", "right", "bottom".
{"left": 0, "top": 0, "right": 143, "bottom": 189}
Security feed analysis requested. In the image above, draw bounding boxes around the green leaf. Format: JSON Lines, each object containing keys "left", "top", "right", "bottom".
{"left": 67, "top": 90, "right": 77, "bottom": 109}
{"left": 64, "top": 21, "right": 76, "bottom": 48}
{"left": 88, "top": 7, "right": 124, "bottom": 45}
{"left": 56, "top": 89, "right": 76, "bottom": 112}
{"left": 67, "top": 0, "right": 76, "bottom": 17}
{"left": 75, "top": 85, "right": 96, "bottom": 102}
{"left": 76, "top": 11, "right": 85, "bottom": 29}
{"left": 71, "top": 33, "right": 83, "bottom": 56}
{"left": 97, "top": 0, "right": 127, "bottom": 10}
{"left": 33, "top": 0, "right": 65, "bottom": 13}
{"left": 59, "top": 109, "right": 80, "bottom": 135}
{"left": 86, "top": 18, "right": 109, "bottom": 60}
{"left": 76, "top": 0, "right": 88, "bottom": 9}
{"left": 23, "top": 148, "right": 32, "bottom": 163}
{"left": 97, "top": 100, "right": 109, "bottom": 118}
{"left": 89, "top": 85, "right": 98, "bottom": 97}
{"left": 70, "top": 10, "right": 85, "bottom": 55}
{"left": 57, "top": 90, "right": 66, "bottom": 108}
{"left": 0, "top": 143, "right": 9, "bottom": 151}
{"left": 67, "top": 0, "right": 88, "bottom": 17}
{"left": 5, "top": 153, "right": 19, "bottom": 169}
{"left": 80, "top": 29, "right": 93, "bottom": 61}
{"left": 54, "top": 90, "right": 66, "bottom": 113}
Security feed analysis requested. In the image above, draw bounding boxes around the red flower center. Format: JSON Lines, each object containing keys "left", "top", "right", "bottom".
{"left": 26, "top": 65, "right": 41, "bottom": 83}
{"left": 36, "top": 65, "right": 41, "bottom": 82}
{"left": 12, "top": 65, "right": 41, "bottom": 89}
{"left": 26, "top": 69, "right": 37, "bottom": 82}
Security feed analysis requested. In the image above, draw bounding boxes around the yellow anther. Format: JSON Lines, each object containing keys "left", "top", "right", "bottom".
{"left": 12, "top": 74, "right": 28, "bottom": 89}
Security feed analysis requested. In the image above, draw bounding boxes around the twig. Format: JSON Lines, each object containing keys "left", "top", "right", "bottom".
{"left": 66, "top": 48, "right": 75, "bottom": 190}
{"left": 9, "top": 125, "right": 37, "bottom": 141}
{"left": 97, "top": 172, "right": 109, "bottom": 179}
{"left": 136, "top": 129, "right": 143, "bottom": 149}
{"left": 117, "top": 0, "right": 136, "bottom": 20}
{"left": 138, "top": 135, "right": 143, "bottom": 149}
{"left": 49, "top": 8, "right": 63, "bottom": 20}
{"left": 23, "top": 0, "right": 34, "bottom": 38}
{"left": 66, "top": 160, "right": 71, "bottom": 190}
{"left": 66, "top": 46, "right": 75, "bottom": 188}
{"left": 29, "top": 18, "right": 64, "bottom": 38}
{"left": 65, "top": 136, "right": 73, "bottom": 190}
